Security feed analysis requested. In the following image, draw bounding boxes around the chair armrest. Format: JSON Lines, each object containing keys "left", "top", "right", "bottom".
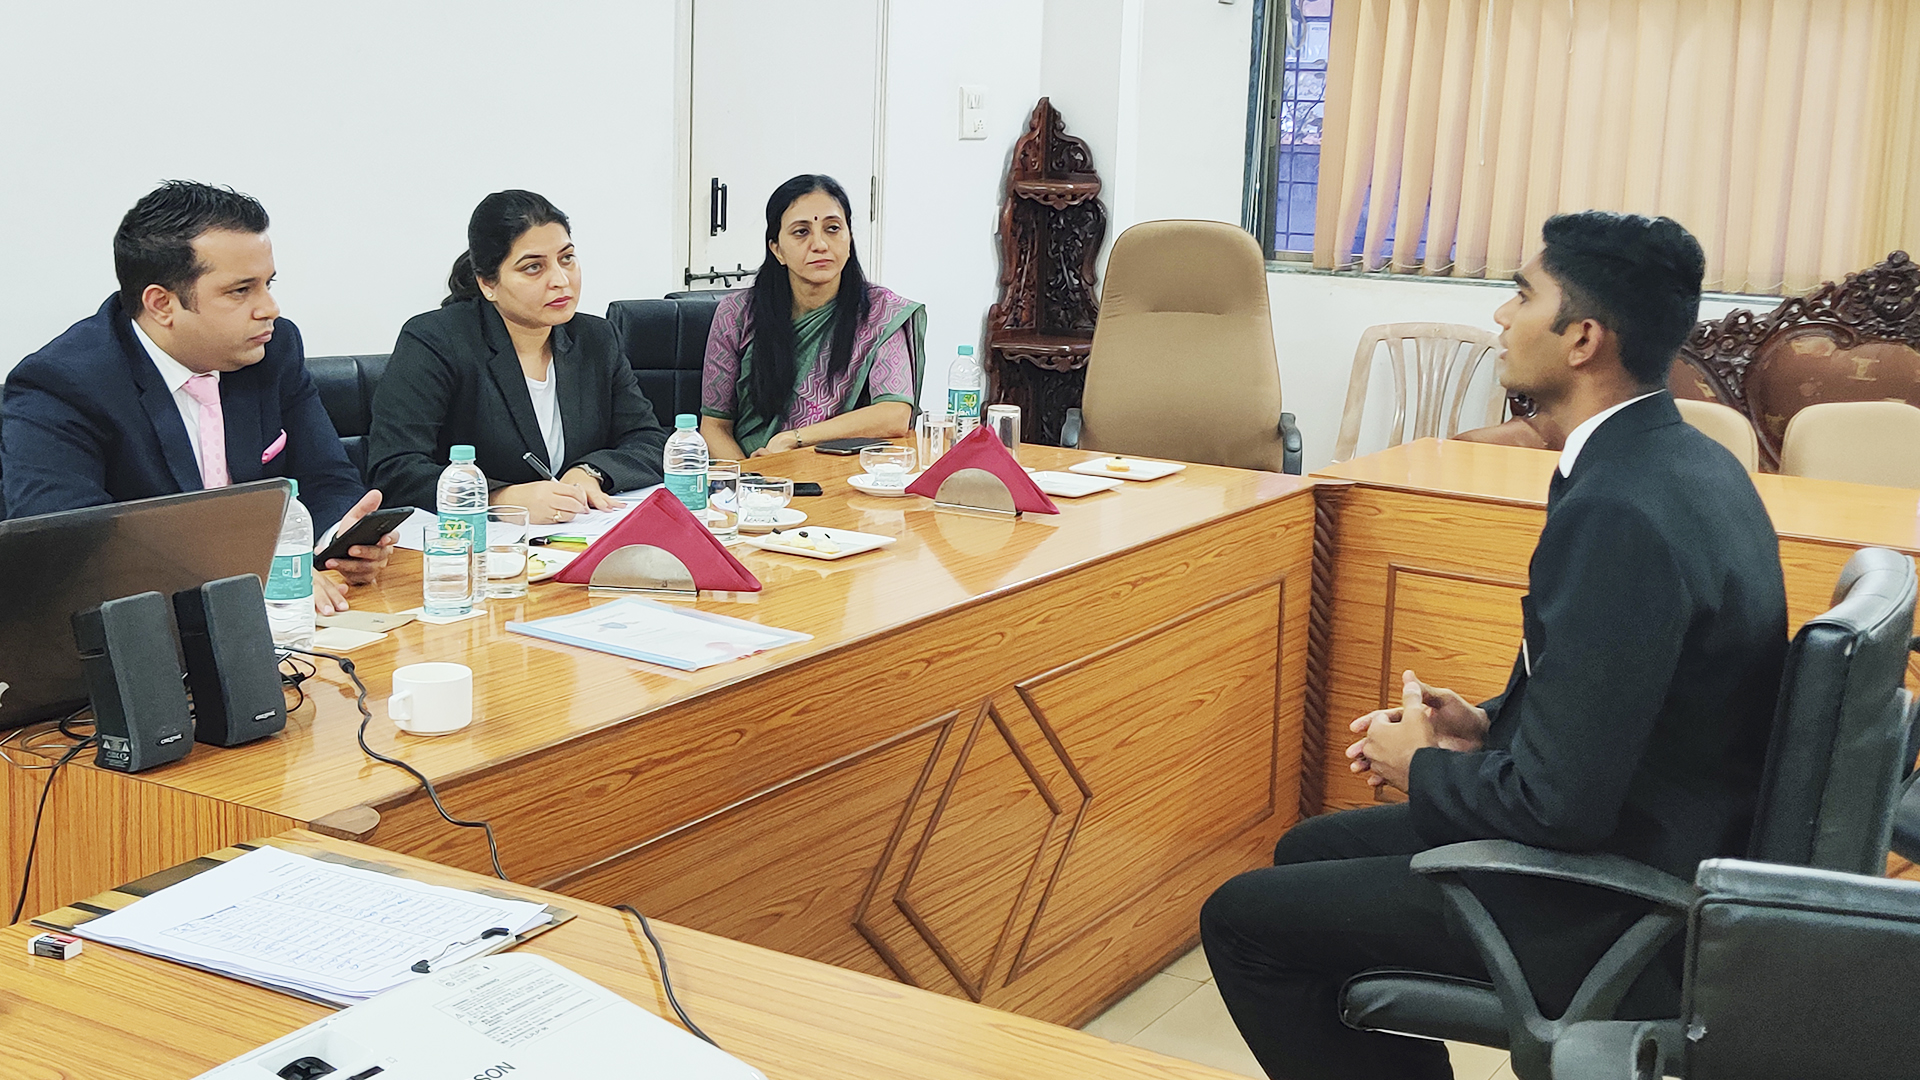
{"left": 1279, "top": 412, "right": 1303, "bottom": 474}
{"left": 1061, "top": 407, "right": 1083, "bottom": 449}
{"left": 1411, "top": 840, "right": 1697, "bottom": 911}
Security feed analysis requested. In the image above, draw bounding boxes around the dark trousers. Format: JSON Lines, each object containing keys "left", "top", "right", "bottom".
{"left": 1200, "top": 803, "right": 1487, "bottom": 1080}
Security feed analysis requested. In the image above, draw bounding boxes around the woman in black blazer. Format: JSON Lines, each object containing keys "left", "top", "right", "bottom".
{"left": 368, "top": 190, "right": 668, "bottom": 523}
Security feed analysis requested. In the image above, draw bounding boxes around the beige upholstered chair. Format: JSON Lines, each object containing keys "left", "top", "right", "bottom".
{"left": 1065, "top": 220, "right": 1299, "bottom": 473}
{"left": 1332, "top": 323, "right": 1504, "bottom": 462}
{"left": 1676, "top": 398, "right": 1760, "bottom": 472}
{"left": 1779, "top": 401, "right": 1920, "bottom": 488}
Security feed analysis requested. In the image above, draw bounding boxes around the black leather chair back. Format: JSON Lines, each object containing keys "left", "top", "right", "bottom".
{"left": 1747, "top": 547, "right": 1918, "bottom": 874}
{"left": 605, "top": 292, "right": 727, "bottom": 424}
{"left": 1679, "top": 858, "right": 1920, "bottom": 1080}
{"left": 306, "top": 353, "right": 390, "bottom": 483}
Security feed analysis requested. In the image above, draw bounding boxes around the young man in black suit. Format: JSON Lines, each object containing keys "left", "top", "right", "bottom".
{"left": 1, "top": 181, "right": 395, "bottom": 614}
{"left": 1201, "top": 212, "right": 1788, "bottom": 1080}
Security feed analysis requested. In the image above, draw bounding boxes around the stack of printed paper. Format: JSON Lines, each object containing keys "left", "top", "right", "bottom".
{"left": 71, "top": 846, "right": 550, "bottom": 1005}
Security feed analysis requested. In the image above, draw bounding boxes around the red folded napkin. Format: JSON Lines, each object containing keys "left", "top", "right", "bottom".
{"left": 555, "top": 488, "right": 762, "bottom": 591}
{"left": 906, "top": 425, "right": 1059, "bottom": 514}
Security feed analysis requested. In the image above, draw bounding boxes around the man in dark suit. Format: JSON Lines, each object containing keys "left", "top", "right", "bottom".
{"left": 1201, "top": 212, "right": 1788, "bottom": 1080}
{"left": 1, "top": 181, "right": 393, "bottom": 614}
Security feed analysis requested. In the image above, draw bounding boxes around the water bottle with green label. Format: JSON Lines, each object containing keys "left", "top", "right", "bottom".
{"left": 265, "top": 479, "right": 315, "bottom": 648}
{"left": 664, "top": 414, "right": 710, "bottom": 514}
{"left": 947, "top": 345, "right": 982, "bottom": 431}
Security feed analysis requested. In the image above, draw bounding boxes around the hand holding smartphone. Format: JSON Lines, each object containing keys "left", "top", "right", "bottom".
{"left": 313, "top": 506, "right": 416, "bottom": 567}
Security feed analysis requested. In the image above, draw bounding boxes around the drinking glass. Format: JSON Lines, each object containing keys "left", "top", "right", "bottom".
{"left": 423, "top": 536, "right": 474, "bottom": 616}
{"left": 706, "top": 459, "right": 741, "bottom": 541}
{"left": 485, "top": 506, "right": 530, "bottom": 599}
{"left": 739, "top": 476, "right": 794, "bottom": 528}
{"left": 859, "top": 445, "right": 916, "bottom": 488}
{"left": 917, "top": 412, "right": 955, "bottom": 468}
{"left": 986, "top": 404, "right": 1022, "bottom": 452}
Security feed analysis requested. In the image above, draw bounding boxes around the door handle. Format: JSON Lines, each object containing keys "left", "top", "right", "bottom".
{"left": 710, "top": 178, "right": 729, "bottom": 236}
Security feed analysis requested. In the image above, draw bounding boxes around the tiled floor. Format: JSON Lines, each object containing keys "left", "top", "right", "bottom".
{"left": 1081, "top": 947, "right": 1515, "bottom": 1079}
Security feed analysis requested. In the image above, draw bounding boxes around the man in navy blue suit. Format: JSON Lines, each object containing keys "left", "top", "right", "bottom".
{"left": 1, "top": 181, "right": 394, "bottom": 614}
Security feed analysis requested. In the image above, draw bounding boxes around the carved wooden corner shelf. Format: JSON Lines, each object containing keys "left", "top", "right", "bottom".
{"left": 986, "top": 98, "right": 1108, "bottom": 446}
{"left": 1670, "top": 250, "right": 1920, "bottom": 471}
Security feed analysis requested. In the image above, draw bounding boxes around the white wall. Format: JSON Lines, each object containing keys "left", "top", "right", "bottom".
{"left": 876, "top": 1, "right": 1045, "bottom": 412}
{"left": 0, "top": 1, "right": 679, "bottom": 376}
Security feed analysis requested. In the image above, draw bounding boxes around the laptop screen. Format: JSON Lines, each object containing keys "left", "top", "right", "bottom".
{"left": 0, "top": 480, "right": 290, "bottom": 730}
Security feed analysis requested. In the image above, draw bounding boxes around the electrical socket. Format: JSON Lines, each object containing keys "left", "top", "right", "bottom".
{"left": 960, "top": 84, "right": 987, "bottom": 141}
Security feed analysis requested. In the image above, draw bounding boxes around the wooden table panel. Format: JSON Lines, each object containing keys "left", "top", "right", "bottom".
{"left": 0, "top": 831, "right": 1253, "bottom": 1080}
{"left": 1312, "top": 439, "right": 1920, "bottom": 815}
{"left": 5, "top": 444, "right": 1315, "bottom": 1028}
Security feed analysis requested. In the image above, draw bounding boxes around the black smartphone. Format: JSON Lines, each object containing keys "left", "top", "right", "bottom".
{"left": 812, "top": 437, "right": 893, "bottom": 455}
{"left": 312, "top": 506, "right": 417, "bottom": 567}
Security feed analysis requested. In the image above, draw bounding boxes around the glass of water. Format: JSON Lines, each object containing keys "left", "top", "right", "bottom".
{"left": 707, "top": 459, "right": 741, "bottom": 541}
{"left": 917, "top": 412, "right": 955, "bottom": 468}
{"left": 423, "top": 536, "right": 474, "bottom": 616}
{"left": 485, "top": 506, "right": 530, "bottom": 599}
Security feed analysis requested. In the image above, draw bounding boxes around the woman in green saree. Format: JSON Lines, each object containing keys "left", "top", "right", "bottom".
{"left": 699, "top": 174, "right": 927, "bottom": 459}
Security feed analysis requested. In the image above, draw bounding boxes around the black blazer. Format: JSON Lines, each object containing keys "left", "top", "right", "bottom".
{"left": 366, "top": 298, "right": 668, "bottom": 511}
{"left": 1408, "top": 392, "right": 1788, "bottom": 1007}
{"left": 2, "top": 295, "right": 365, "bottom": 531}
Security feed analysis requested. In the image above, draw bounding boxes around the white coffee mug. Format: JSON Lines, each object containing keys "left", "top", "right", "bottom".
{"left": 388, "top": 662, "right": 473, "bottom": 736}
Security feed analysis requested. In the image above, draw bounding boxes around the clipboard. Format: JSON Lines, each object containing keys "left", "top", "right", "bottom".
{"left": 31, "top": 837, "right": 575, "bottom": 1008}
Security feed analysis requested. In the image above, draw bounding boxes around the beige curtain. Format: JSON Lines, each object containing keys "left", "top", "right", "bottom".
{"left": 1315, "top": 0, "right": 1920, "bottom": 294}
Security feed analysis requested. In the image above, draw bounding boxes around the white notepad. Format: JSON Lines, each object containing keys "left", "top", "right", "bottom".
{"left": 71, "top": 846, "right": 550, "bottom": 1006}
{"left": 507, "top": 598, "right": 810, "bottom": 671}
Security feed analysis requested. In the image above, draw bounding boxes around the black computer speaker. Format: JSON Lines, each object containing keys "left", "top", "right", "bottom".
{"left": 71, "top": 591, "right": 192, "bottom": 773}
{"left": 173, "top": 574, "right": 287, "bottom": 747}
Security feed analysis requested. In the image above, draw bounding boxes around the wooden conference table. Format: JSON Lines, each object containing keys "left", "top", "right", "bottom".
{"left": 1307, "top": 438, "right": 1920, "bottom": 816}
{"left": 1, "top": 444, "right": 1316, "bottom": 1027}
{"left": 0, "top": 830, "right": 1248, "bottom": 1079}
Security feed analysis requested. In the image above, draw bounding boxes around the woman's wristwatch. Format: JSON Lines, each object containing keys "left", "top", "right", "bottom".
{"left": 573, "top": 462, "right": 611, "bottom": 488}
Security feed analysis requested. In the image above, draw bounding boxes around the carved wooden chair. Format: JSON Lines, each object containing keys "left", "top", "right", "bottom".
{"left": 1671, "top": 251, "right": 1920, "bottom": 472}
{"left": 1334, "top": 323, "right": 1506, "bottom": 462}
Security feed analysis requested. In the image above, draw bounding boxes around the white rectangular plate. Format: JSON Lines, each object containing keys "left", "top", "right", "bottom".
{"left": 743, "top": 527, "right": 898, "bottom": 561}
{"left": 1067, "top": 456, "right": 1189, "bottom": 481}
{"left": 1030, "top": 470, "right": 1124, "bottom": 498}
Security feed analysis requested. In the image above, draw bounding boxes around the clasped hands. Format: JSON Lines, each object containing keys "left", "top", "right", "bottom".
{"left": 1346, "top": 670, "right": 1490, "bottom": 791}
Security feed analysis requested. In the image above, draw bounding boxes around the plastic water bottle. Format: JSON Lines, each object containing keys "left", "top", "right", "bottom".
{"left": 947, "top": 345, "right": 983, "bottom": 432}
{"left": 264, "top": 479, "right": 315, "bottom": 649}
{"left": 437, "top": 445, "right": 489, "bottom": 606}
{"left": 664, "top": 414, "right": 710, "bottom": 514}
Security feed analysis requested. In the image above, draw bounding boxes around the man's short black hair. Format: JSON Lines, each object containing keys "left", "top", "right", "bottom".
{"left": 114, "top": 181, "right": 270, "bottom": 314}
{"left": 1539, "top": 211, "right": 1705, "bottom": 388}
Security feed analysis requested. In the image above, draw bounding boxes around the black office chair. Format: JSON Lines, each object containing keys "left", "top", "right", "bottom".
{"left": 1338, "top": 547, "right": 1920, "bottom": 1080}
{"left": 306, "top": 353, "right": 390, "bottom": 483}
{"left": 605, "top": 293, "right": 726, "bottom": 423}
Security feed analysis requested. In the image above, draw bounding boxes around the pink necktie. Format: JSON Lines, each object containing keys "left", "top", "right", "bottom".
{"left": 182, "top": 373, "right": 229, "bottom": 488}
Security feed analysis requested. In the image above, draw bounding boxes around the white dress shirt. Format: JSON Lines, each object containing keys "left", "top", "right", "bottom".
{"left": 1557, "top": 391, "right": 1663, "bottom": 477}
{"left": 128, "top": 318, "right": 217, "bottom": 478}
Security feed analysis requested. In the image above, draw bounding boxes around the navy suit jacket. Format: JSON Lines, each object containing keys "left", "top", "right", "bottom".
{"left": 2, "top": 295, "right": 365, "bottom": 531}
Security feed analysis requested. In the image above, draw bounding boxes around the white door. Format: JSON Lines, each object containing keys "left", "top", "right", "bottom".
{"left": 686, "top": 0, "right": 884, "bottom": 291}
